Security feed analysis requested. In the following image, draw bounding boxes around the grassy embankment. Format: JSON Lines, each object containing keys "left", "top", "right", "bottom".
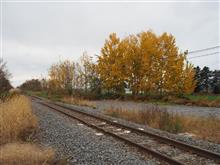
{"left": 0, "top": 95, "right": 55, "bottom": 164}
{"left": 105, "top": 106, "right": 220, "bottom": 143}
{"left": 26, "top": 90, "right": 220, "bottom": 108}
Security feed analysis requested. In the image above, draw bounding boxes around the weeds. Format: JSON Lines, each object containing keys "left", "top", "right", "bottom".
{"left": 105, "top": 106, "right": 220, "bottom": 143}
{"left": 62, "top": 96, "right": 96, "bottom": 109}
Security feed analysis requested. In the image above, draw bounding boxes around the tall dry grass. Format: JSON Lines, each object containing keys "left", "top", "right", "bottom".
{"left": 62, "top": 96, "right": 96, "bottom": 109}
{"left": 0, "top": 95, "right": 55, "bottom": 164}
{"left": 0, "top": 95, "right": 38, "bottom": 144}
{"left": 0, "top": 143, "right": 55, "bottom": 165}
{"left": 183, "top": 115, "right": 220, "bottom": 143}
{"left": 105, "top": 107, "right": 220, "bottom": 143}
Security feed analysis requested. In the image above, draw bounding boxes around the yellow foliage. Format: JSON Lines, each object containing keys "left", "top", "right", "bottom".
{"left": 97, "top": 33, "right": 126, "bottom": 93}
{"left": 48, "top": 60, "right": 75, "bottom": 92}
{"left": 97, "top": 30, "right": 195, "bottom": 95}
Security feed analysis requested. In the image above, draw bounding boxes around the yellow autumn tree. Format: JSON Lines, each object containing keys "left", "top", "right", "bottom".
{"left": 154, "top": 32, "right": 195, "bottom": 95}
{"left": 120, "top": 35, "right": 144, "bottom": 95}
{"left": 97, "top": 30, "right": 195, "bottom": 96}
{"left": 138, "top": 31, "right": 159, "bottom": 94}
{"left": 97, "top": 33, "right": 126, "bottom": 94}
{"left": 180, "top": 62, "right": 196, "bottom": 94}
{"left": 48, "top": 60, "right": 75, "bottom": 94}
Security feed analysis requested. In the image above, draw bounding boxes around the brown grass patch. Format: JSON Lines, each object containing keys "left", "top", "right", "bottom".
{"left": 192, "top": 99, "right": 220, "bottom": 107}
{"left": 62, "top": 96, "right": 96, "bottom": 109}
{"left": 0, "top": 143, "right": 55, "bottom": 165}
{"left": 169, "top": 97, "right": 220, "bottom": 107}
{"left": 105, "top": 107, "right": 220, "bottom": 143}
{"left": 0, "top": 95, "right": 38, "bottom": 144}
{"left": 183, "top": 115, "right": 220, "bottom": 143}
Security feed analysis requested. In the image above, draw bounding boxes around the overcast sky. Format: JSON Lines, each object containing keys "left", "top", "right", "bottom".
{"left": 1, "top": 1, "right": 219, "bottom": 87}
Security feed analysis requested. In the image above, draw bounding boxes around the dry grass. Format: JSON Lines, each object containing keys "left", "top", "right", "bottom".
{"left": 0, "top": 143, "right": 55, "bottom": 165}
{"left": 62, "top": 96, "right": 96, "bottom": 109}
{"left": 0, "top": 95, "right": 38, "bottom": 144}
{"left": 168, "top": 97, "right": 220, "bottom": 107}
{"left": 183, "top": 115, "right": 220, "bottom": 143}
{"left": 192, "top": 99, "right": 220, "bottom": 107}
{"left": 105, "top": 107, "right": 220, "bottom": 143}
{"left": 0, "top": 95, "right": 56, "bottom": 164}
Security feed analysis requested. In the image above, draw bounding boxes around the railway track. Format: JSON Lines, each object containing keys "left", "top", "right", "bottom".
{"left": 31, "top": 96, "right": 220, "bottom": 165}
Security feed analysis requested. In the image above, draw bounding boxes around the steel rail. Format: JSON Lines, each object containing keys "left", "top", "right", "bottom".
{"left": 31, "top": 95, "right": 220, "bottom": 163}
{"left": 38, "top": 100, "right": 184, "bottom": 165}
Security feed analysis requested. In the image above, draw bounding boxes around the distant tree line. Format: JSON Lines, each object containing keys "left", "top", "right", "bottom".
{"left": 20, "top": 30, "right": 198, "bottom": 98}
{"left": 20, "top": 65, "right": 220, "bottom": 98}
{"left": 19, "top": 79, "right": 43, "bottom": 91}
{"left": 0, "top": 59, "right": 12, "bottom": 94}
{"left": 46, "top": 31, "right": 195, "bottom": 97}
{"left": 194, "top": 66, "right": 220, "bottom": 94}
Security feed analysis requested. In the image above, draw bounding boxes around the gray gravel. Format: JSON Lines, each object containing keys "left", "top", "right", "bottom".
{"left": 32, "top": 101, "right": 161, "bottom": 165}
{"left": 93, "top": 100, "right": 220, "bottom": 118}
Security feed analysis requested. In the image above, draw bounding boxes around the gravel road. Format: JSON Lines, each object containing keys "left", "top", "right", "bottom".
{"left": 94, "top": 100, "right": 220, "bottom": 118}
{"left": 32, "top": 101, "right": 162, "bottom": 165}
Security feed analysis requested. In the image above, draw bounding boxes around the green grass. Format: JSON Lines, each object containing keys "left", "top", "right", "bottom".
{"left": 26, "top": 90, "right": 62, "bottom": 102}
{"left": 0, "top": 92, "right": 10, "bottom": 101}
{"left": 184, "top": 94, "right": 220, "bottom": 101}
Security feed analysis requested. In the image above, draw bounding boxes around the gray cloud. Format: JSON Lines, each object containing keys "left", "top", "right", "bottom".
{"left": 1, "top": 1, "right": 219, "bottom": 86}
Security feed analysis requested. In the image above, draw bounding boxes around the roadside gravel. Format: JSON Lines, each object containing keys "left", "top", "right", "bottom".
{"left": 32, "top": 101, "right": 162, "bottom": 165}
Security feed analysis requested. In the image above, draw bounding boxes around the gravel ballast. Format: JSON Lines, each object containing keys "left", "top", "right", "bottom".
{"left": 56, "top": 101, "right": 220, "bottom": 154}
{"left": 32, "top": 101, "right": 161, "bottom": 165}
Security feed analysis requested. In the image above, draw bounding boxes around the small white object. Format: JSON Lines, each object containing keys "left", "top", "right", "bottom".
{"left": 113, "top": 120, "right": 118, "bottom": 123}
{"left": 95, "top": 133, "right": 103, "bottom": 136}
{"left": 138, "top": 128, "right": 144, "bottom": 131}
{"left": 178, "top": 132, "right": 196, "bottom": 138}
{"left": 116, "top": 128, "right": 122, "bottom": 131}
{"left": 77, "top": 123, "right": 83, "bottom": 126}
{"left": 124, "top": 130, "right": 131, "bottom": 134}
